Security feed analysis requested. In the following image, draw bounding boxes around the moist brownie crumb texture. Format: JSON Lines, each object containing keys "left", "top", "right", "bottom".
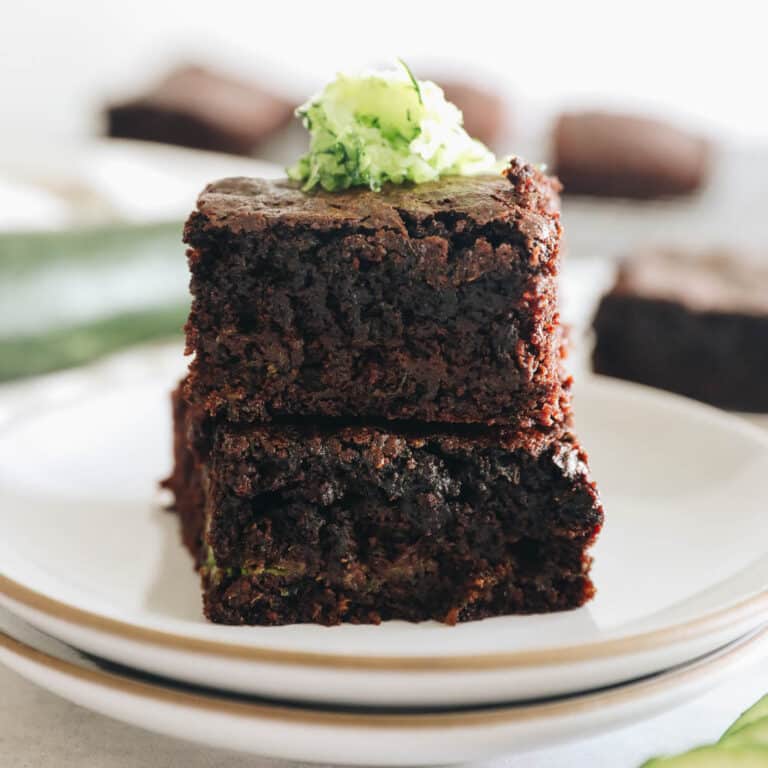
{"left": 165, "top": 158, "right": 603, "bottom": 625}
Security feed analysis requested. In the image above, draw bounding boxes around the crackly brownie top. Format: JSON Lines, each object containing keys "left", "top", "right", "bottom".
{"left": 191, "top": 158, "right": 560, "bottom": 242}
{"left": 613, "top": 249, "right": 768, "bottom": 315}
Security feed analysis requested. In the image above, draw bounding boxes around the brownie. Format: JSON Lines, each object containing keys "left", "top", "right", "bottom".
{"left": 106, "top": 65, "right": 294, "bottom": 155}
{"left": 167, "top": 155, "right": 604, "bottom": 626}
{"left": 592, "top": 249, "right": 768, "bottom": 411}
{"left": 166, "top": 383, "right": 602, "bottom": 626}
{"left": 553, "top": 111, "right": 709, "bottom": 198}
{"left": 183, "top": 159, "right": 569, "bottom": 431}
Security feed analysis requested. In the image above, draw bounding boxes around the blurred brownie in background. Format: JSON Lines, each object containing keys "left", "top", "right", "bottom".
{"left": 554, "top": 112, "right": 709, "bottom": 198}
{"left": 106, "top": 65, "right": 294, "bottom": 155}
{"left": 593, "top": 249, "right": 768, "bottom": 411}
{"left": 435, "top": 80, "right": 507, "bottom": 147}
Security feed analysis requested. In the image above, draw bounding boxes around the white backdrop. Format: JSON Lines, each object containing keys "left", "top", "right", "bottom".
{"left": 3, "top": 0, "right": 767, "bottom": 149}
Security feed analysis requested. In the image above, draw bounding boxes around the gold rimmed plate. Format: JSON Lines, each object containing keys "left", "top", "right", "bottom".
{"left": 1, "top": 609, "right": 767, "bottom": 765}
{"left": 0, "top": 345, "right": 767, "bottom": 707}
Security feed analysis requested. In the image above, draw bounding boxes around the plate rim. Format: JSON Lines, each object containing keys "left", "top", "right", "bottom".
{"left": 1, "top": 623, "right": 766, "bottom": 729}
{"left": 2, "top": 574, "right": 766, "bottom": 671}
{"left": 2, "top": 349, "right": 768, "bottom": 672}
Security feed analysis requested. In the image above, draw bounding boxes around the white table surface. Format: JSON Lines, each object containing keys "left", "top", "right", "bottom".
{"left": 1, "top": 658, "right": 767, "bottom": 768}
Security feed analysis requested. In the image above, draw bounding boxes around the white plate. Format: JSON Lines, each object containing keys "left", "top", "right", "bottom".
{"left": 0, "top": 346, "right": 767, "bottom": 707}
{"left": 1, "top": 610, "right": 766, "bottom": 766}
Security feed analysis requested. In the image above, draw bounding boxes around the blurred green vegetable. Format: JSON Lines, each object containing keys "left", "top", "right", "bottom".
{"left": 640, "top": 693, "right": 768, "bottom": 766}
{"left": 0, "top": 304, "right": 187, "bottom": 382}
{"left": 0, "top": 221, "right": 188, "bottom": 381}
{"left": 724, "top": 696, "right": 768, "bottom": 740}
{"left": 0, "top": 221, "right": 181, "bottom": 277}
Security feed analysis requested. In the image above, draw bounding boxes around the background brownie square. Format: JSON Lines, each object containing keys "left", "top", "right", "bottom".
{"left": 106, "top": 65, "right": 294, "bottom": 155}
{"left": 592, "top": 249, "right": 768, "bottom": 411}
{"left": 553, "top": 111, "right": 709, "bottom": 199}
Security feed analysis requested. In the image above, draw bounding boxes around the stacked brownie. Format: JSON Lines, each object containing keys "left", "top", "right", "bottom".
{"left": 166, "top": 158, "right": 603, "bottom": 625}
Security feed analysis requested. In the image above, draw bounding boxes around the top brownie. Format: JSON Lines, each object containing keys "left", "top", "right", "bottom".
{"left": 183, "top": 159, "right": 568, "bottom": 429}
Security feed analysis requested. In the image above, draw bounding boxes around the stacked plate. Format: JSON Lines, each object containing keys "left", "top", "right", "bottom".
{"left": 1, "top": 345, "right": 767, "bottom": 765}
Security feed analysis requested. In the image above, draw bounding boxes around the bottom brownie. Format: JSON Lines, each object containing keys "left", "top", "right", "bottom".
{"left": 165, "top": 385, "right": 603, "bottom": 626}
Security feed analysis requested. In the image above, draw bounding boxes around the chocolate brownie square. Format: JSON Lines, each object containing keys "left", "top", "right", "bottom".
{"left": 183, "top": 159, "right": 569, "bottom": 431}
{"left": 166, "top": 383, "right": 602, "bottom": 626}
{"left": 593, "top": 248, "right": 768, "bottom": 411}
{"left": 106, "top": 65, "right": 294, "bottom": 155}
{"left": 554, "top": 111, "right": 709, "bottom": 199}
